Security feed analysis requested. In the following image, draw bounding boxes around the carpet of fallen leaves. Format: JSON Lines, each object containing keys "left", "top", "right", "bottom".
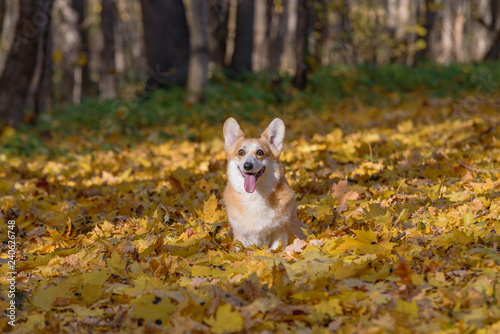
{"left": 1, "top": 92, "right": 500, "bottom": 333}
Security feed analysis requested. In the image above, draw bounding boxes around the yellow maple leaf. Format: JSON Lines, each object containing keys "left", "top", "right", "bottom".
{"left": 338, "top": 229, "right": 395, "bottom": 254}
{"left": 494, "top": 221, "right": 500, "bottom": 235}
{"left": 395, "top": 299, "right": 419, "bottom": 317}
{"left": 107, "top": 250, "right": 126, "bottom": 273}
{"left": 31, "top": 279, "right": 71, "bottom": 311}
{"left": 197, "top": 194, "right": 226, "bottom": 224}
{"left": 131, "top": 293, "right": 176, "bottom": 324}
{"left": 80, "top": 270, "right": 110, "bottom": 306}
{"left": 313, "top": 298, "right": 343, "bottom": 317}
{"left": 462, "top": 211, "right": 475, "bottom": 226}
{"left": 205, "top": 303, "right": 244, "bottom": 334}
{"left": 291, "top": 290, "right": 328, "bottom": 301}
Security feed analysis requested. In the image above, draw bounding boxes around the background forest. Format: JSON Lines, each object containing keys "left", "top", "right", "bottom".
{"left": 1, "top": 1, "right": 500, "bottom": 333}
{"left": 1, "top": 0, "right": 500, "bottom": 125}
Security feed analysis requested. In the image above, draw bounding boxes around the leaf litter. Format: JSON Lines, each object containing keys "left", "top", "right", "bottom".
{"left": 0, "top": 93, "right": 500, "bottom": 333}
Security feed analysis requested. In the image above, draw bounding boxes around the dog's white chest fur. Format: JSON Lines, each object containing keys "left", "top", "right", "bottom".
{"left": 225, "top": 160, "right": 288, "bottom": 248}
{"left": 226, "top": 191, "right": 288, "bottom": 248}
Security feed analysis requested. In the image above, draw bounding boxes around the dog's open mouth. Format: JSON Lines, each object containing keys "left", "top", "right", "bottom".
{"left": 241, "top": 167, "right": 265, "bottom": 193}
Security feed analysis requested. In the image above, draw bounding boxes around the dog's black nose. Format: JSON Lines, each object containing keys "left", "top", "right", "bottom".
{"left": 243, "top": 162, "right": 253, "bottom": 171}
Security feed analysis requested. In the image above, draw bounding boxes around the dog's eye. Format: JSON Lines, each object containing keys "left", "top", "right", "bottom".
{"left": 256, "top": 149, "right": 264, "bottom": 156}
{"left": 238, "top": 149, "right": 245, "bottom": 156}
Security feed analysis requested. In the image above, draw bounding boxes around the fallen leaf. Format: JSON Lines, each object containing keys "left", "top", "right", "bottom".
{"left": 284, "top": 238, "right": 307, "bottom": 254}
{"left": 331, "top": 179, "right": 359, "bottom": 205}
{"left": 205, "top": 303, "right": 244, "bottom": 334}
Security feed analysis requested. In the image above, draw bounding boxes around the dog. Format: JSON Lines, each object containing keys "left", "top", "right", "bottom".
{"left": 222, "top": 117, "right": 309, "bottom": 249}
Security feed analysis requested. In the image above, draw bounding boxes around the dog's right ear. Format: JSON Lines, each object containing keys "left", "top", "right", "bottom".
{"left": 223, "top": 118, "right": 244, "bottom": 152}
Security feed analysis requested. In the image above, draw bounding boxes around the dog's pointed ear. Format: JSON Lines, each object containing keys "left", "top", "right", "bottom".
{"left": 262, "top": 118, "right": 285, "bottom": 156}
{"left": 224, "top": 117, "right": 244, "bottom": 152}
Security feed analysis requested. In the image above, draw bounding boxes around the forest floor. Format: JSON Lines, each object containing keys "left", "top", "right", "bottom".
{"left": 1, "top": 65, "right": 500, "bottom": 333}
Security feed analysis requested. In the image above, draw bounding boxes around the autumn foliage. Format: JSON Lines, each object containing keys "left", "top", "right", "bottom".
{"left": 1, "top": 76, "right": 500, "bottom": 332}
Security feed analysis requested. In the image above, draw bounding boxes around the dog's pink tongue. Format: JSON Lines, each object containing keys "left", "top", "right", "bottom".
{"left": 243, "top": 173, "right": 256, "bottom": 193}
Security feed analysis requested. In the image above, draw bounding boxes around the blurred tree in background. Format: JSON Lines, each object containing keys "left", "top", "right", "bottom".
{"left": 0, "top": 0, "right": 500, "bottom": 127}
{"left": 0, "top": 0, "right": 54, "bottom": 127}
{"left": 140, "top": 0, "right": 190, "bottom": 89}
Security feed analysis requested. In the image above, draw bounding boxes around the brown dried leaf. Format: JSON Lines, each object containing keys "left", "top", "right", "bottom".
{"left": 331, "top": 179, "right": 359, "bottom": 205}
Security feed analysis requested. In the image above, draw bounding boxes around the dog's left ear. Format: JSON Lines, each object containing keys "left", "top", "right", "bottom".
{"left": 262, "top": 118, "right": 285, "bottom": 156}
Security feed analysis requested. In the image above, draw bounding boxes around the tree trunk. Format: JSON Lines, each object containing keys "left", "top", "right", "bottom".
{"left": 100, "top": 0, "right": 117, "bottom": 99}
{"left": 208, "top": 0, "right": 229, "bottom": 67}
{"left": 388, "top": 0, "right": 410, "bottom": 64}
{"left": 453, "top": 1, "right": 466, "bottom": 62}
{"left": 338, "top": 0, "right": 355, "bottom": 64}
{"left": 266, "top": 0, "right": 288, "bottom": 70}
{"left": 414, "top": 0, "right": 437, "bottom": 65}
{"left": 312, "top": 0, "right": 328, "bottom": 66}
{"left": 140, "top": 0, "right": 190, "bottom": 90}
{"left": 230, "top": 0, "right": 254, "bottom": 75}
{"left": 0, "top": 0, "right": 5, "bottom": 38}
{"left": 293, "top": 0, "right": 311, "bottom": 90}
{"left": 118, "top": 0, "right": 144, "bottom": 85}
{"left": 34, "top": 3, "right": 54, "bottom": 118}
{"left": 187, "top": 0, "right": 209, "bottom": 103}
{"left": 72, "top": 0, "right": 93, "bottom": 98}
{"left": 485, "top": 32, "right": 500, "bottom": 59}
{"left": 253, "top": 0, "right": 267, "bottom": 71}
{"left": 0, "top": 0, "right": 54, "bottom": 127}
{"left": 484, "top": 0, "right": 500, "bottom": 59}
{"left": 58, "top": 0, "right": 80, "bottom": 103}
{"left": 439, "top": 0, "right": 454, "bottom": 63}
{"left": 488, "top": 0, "right": 499, "bottom": 31}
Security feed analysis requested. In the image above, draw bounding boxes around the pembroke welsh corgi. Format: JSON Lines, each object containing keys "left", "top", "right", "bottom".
{"left": 222, "top": 117, "right": 309, "bottom": 249}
